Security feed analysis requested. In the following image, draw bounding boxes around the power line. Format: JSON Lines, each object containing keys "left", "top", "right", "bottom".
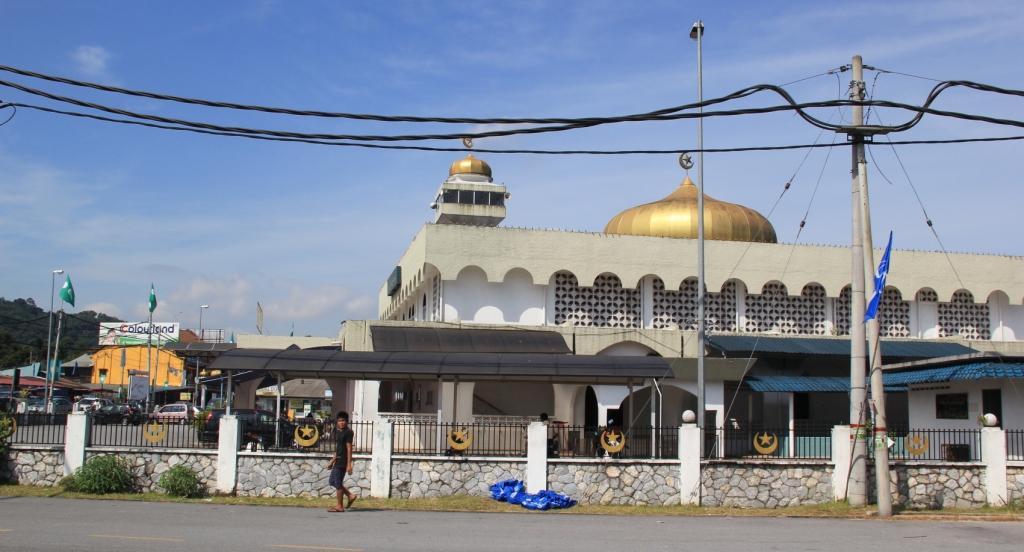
{"left": 10, "top": 102, "right": 1024, "bottom": 155}
{"left": 3, "top": 74, "right": 1024, "bottom": 144}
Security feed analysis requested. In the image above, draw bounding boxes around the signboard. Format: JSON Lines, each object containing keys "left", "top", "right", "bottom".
{"left": 99, "top": 322, "right": 180, "bottom": 346}
{"left": 128, "top": 375, "right": 150, "bottom": 402}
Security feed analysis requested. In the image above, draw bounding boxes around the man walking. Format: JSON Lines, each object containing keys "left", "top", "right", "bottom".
{"left": 326, "top": 412, "right": 356, "bottom": 512}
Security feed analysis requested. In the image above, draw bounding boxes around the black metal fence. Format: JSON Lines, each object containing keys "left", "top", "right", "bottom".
{"left": 709, "top": 424, "right": 833, "bottom": 459}
{"left": 878, "top": 428, "right": 982, "bottom": 462}
{"left": 88, "top": 419, "right": 214, "bottom": 449}
{"left": 549, "top": 425, "right": 680, "bottom": 459}
{"left": 392, "top": 422, "right": 528, "bottom": 457}
{"left": 8, "top": 414, "right": 66, "bottom": 445}
{"left": 263, "top": 419, "right": 373, "bottom": 455}
{"left": 1006, "top": 429, "right": 1024, "bottom": 461}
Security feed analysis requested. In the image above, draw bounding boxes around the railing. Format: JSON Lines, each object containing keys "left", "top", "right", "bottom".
{"left": 1005, "top": 429, "right": 1023, "bottom": 461}
{"left": 88, "top": 418, "right": 214, "bottom": 449}
{"left": 392, "top": 421, "right": 528, "bottom": 457}
{"left": 715, "top": 423, "right": 833, "bottom": 459}
{"left": 266, "top": 421, "right": 374, "bottom": 456}
{"left": 879, "top": 428, "right": 981, "bottom": 462}
{"left": 550, "top": 425, "right": 680, "bottom": 459}
{"left": 8, "top": 413, "right": 66, "bottom": 445}
{"left": 378, "top": 412, "right": 438, "bottom": 424}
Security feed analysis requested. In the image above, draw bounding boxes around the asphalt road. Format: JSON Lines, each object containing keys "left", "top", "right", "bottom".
{"left": 1, "top": 497, "right": 1023, "bottom": 552}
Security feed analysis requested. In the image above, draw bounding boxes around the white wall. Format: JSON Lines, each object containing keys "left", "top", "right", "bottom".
{"left": 990, "top": 292, "right": 1024, "bottom": 341}
{"left": 443, "top": 266, "right": 546, "bottom": 325}
{"left": 907, "top": 380, "right": 1022, "bottom": 429}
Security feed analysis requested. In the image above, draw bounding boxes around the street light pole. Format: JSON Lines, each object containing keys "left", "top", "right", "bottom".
{"left": 690, "top": 20, "right": 707, "bottom": 449}
{"left": 196, "top": 305, "right": 208, "bottom": 407}
{"left": 44, "top": 269, "right": 63, "bottom": 411}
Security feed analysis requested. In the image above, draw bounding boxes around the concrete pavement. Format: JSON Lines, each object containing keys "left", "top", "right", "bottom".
{"left": 0, "top": 496, "right": 1022, "bottom": 551}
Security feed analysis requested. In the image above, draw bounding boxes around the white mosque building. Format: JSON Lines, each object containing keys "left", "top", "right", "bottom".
{"left": 308, "top": 153, "right": 1024, "bottom": 439}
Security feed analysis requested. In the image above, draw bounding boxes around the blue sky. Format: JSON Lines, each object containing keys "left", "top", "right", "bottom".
{"left": 1, "top": 1, "right": 1021, "bottom": 338}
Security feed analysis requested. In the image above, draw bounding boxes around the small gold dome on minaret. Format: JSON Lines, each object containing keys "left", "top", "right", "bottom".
{"left": 448, "top": 154, "right": 492, "bottom": 178}
{"left": 604, "top": 176, "right": 777, "bottom": 243}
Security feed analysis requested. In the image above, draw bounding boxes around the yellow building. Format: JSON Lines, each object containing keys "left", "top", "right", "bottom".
{"left": 89, "top": 346, "right": 187, "bottom": 390}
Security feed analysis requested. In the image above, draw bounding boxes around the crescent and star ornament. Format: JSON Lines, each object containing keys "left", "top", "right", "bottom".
{"left": 293, "top": 424, "right": 320, "bottom": 448}
{"left": 142, "top": 421, "right": 168, "bottom": 444}
{"left": 678, "top": 152, "right": 694, "bottom": 171}
{"left": 905, "top": 434, "right": 929, "bottom": 456}
{"left": 447, "top": 428, "right": 472, "bottom": 451}
{"left": 752, "top": 432, "right": 779, "bottom": 455}
{"left": 599, "top": 429, "right": 626, "bottom": 453}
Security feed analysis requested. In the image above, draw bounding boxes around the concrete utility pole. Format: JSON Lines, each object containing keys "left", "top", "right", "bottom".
{"left": 853, "top": 57, "right": 894, "bottom": 517}
{"left": 846, "top": 55, "right": 869, "bottom": 507}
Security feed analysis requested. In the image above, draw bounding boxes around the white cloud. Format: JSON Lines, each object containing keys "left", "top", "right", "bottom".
{"left": 71, "top": 45, "right": 111, "bottom": 79}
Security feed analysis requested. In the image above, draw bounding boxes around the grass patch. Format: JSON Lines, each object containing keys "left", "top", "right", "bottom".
{"left": 0, "top": 485, "right": 1020, "bottom": 520}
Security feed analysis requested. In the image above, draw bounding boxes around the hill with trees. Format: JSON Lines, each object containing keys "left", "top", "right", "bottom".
{"left": 0, "top": 297, "right": 121, "bottom": 369}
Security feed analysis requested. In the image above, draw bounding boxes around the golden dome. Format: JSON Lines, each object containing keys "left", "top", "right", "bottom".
{"left": 448, "top": 154, "right": 492, "bottom": 178}
{"left": 604, "top": 176, "right": 777, "bottom": 243}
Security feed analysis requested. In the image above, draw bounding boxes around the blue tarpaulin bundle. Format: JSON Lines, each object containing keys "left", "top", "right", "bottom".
{"left": 489, "top": 479, "right": 577, "bottom": 511}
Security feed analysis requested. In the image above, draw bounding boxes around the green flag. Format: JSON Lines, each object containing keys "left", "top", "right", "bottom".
{"left": 59, "top": 275, "right": 75, "bottom": 307}
{"left": 148, "top": 284, "right": 157, "bottom": 313}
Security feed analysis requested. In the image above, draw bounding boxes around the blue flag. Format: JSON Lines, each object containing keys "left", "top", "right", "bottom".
{"left": 865, "top": 231, "right": 894, "bottom": 322}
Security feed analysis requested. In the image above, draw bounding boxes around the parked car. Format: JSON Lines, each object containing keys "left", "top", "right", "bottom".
{"left": 200, "top": 409, "right": 295, "bottom": 451}
{"left": 91, "top": 403, "right": 127, "bottom": 425}
{"left": 74, "top": 396, "right": 106, "bottom": 412}
{"left": 149, "top": 402, "right": 196, "bottom": 424}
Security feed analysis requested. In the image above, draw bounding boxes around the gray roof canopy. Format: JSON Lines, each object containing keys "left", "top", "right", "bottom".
{"left": 208, "top": 348, "right": 669, "bottom": 384}
{"left": 370, "top": 326, "right": 571, "bottom": 354}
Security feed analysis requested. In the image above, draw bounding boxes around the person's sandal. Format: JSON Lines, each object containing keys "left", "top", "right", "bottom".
{"left": 346, "top": 495, "right": 357, "bottom": 509}
{"left": 327, "top": 506, "right": 344, "bottom": 513}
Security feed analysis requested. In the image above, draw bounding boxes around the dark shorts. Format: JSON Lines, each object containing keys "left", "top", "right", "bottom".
{"left": 329, "top": 465, "right": 348, "bottom": 489}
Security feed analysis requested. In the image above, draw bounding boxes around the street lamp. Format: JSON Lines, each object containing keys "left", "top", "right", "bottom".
{"left": 44, "top": 269, "right": 64, "bottom": 411}
{"left": 690, "top": 19, "right": 707, "bottom": 447}
{"left": 196, "top": 305, "right": 209, "bottom": 407}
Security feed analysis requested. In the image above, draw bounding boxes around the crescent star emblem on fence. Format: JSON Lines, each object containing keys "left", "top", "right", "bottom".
{"left": 600, "top": 429, "right": 626, "bottom": 453}
{"left": 293, "top": 425, "right": 320, "bottom": 448}
{"left": 753, "top": 432, "right": 779, "bottom": 455}
{"left": 906, "top": 434, "right": 929, "bottom": 456}
{"left": 142, "top": 421, "right": 168, "bottom": 444}
{"left": 447, "top": 428, "right": 472, "bottom": 451}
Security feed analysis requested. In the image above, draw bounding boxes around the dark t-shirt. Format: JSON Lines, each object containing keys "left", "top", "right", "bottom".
{"left": 334, "top": 427, "right": 354, "bottom": 465}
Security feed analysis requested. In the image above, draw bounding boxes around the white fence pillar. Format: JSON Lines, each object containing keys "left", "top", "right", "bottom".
{"left": 831, "top": 425, "right": 851, "bottom": 502}
{"left": 370, "top": 420, "right": 393, "bottom": 498}
{"left": 216, "top": 415, "right": 240, "bottom": 494}
{"left": 63, "top": 412, "right": 90, "bottom": 476}
{"left": 679, "top": 423, "right": 701, "bottom": 505}
{"left": 981, "top": 427, "right": 1008, "bottom": 506}
{"left": 526, "top": 422, "right": 548, "bottom": 492}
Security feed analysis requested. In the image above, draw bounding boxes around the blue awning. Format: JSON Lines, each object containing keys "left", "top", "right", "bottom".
{"left": 708, "top": 335, "right": 974, "bottom": 359}
{"left": 744, "top": 375, "right": 906, "bottom": 393}
{"left": 884, "top": 362, "right": 1024, "bottom": 385}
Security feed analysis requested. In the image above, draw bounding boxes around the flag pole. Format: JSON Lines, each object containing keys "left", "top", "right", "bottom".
{"left": 147, "top": 310, "right": 153, "bottom": 411}
{"left": 50, "top": 310, "right": 65, "bottom": 413}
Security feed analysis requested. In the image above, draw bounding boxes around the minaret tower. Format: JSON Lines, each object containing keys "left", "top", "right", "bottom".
{"left": 430, "top": 146, "right": 508, "bottom": 226}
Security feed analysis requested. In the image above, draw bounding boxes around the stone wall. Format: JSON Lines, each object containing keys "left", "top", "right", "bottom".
{"left": 1004, "top": 465, "right": 1023, "bottom": 505}
{"left": 701, "top": 462, "right": 833, "bottom": 508}
{"left": 390, "top": 457, "right": 524, "bottom": 499}
{"left": 1, "top": 446, "right": 64, "bottom": 486}
{"left": 548, "top": 460, "right": 679, "bottom": 505}
{"left": 85, "top": 448, "right": 217, "bottom": 493}
{"left": 868, "top": 463, "right": 986, "bottom": 509}
{"left": 236, "top": 452, "right": 371, "bottom": 497}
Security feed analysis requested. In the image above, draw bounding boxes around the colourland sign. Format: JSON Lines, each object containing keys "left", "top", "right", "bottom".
{"left": 99, "top": 322, "right": 180, "bottom": 346}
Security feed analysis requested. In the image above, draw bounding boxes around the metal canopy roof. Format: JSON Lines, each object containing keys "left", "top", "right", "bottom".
{"left": 707, "top": 335, "right": 974, "bottom": 359}
{"left": 207, "top": 348, "right": 670, "bottom": 383}
{"left": 884, "top": 361, "right": 1024, "bottom": 385}
{"left": 370, "top": 326, "right": 571, "bottom": 354}
{"left": 743, "top": 375, "right": 906, "bottom": 393}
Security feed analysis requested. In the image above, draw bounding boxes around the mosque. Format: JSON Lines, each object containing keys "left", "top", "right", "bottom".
{"left": 217, "top": 153, "right": 1024, "bottom": 447}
